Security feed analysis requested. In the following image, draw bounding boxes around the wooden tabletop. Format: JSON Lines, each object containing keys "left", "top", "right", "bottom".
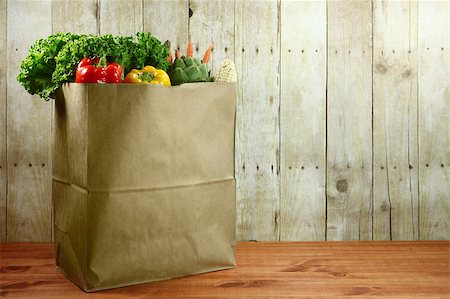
{"left": 1, "top": 241, "right": 449, "bottom": 298}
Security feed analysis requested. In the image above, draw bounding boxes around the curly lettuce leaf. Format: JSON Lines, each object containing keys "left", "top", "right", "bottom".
{"left": 17, "top": 32, "right": 81, "bottom": 100}
{"left": 134, "top": 32, "right": 169, "bottom": 71}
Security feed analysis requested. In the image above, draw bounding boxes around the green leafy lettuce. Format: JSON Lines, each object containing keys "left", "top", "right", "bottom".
{"left": 17, "top": 32, "right": 82, "bottom": 100}
{"left": 134, "top": 32, "right": 169, "bottom": 71}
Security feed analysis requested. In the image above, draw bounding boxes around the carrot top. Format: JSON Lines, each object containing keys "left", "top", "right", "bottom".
{"left": 203, "top": 44, "right": 213, "bottom": 64}
{"left": 187, "top": 40, "right": 193, "bottom": 58}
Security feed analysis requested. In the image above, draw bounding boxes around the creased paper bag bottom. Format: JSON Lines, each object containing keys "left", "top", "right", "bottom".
{"left": 54, "top": 178, "right": 236, "bottom": 292}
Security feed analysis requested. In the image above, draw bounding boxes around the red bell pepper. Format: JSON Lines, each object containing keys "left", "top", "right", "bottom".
{"left": 75, "top": 57, "right": 122, "bottom": 83}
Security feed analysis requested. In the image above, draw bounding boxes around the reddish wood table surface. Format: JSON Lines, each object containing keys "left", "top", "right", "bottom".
{"left": 1, "top": 241, "right": 449, "bottom": 298}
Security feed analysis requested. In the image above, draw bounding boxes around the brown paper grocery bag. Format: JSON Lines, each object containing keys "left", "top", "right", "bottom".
{"left": 53, "top": 83, "right": 237, "bottom": 292}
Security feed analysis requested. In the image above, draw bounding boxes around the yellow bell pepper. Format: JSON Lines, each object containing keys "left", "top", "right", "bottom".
{"left": 124, "top": 66, "right": 171, "bottom": 86}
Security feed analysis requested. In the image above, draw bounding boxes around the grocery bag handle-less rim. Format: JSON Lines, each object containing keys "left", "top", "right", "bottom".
{"left": 52, "top": 177, "right": 235, "bottom": 194}
{"left": 64, "top": 82, "right": 236, "bottom": 88}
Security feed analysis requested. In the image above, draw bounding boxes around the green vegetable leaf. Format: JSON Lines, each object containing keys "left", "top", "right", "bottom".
{"left": 17, "top": 32, "right": 81, "bottom": 100}
{"left": 134, "top": 32, "right": 169, "bottom": 71}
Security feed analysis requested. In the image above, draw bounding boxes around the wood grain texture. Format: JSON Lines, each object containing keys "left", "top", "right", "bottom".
{"left": 418, "top": 1, "right": 450, "bottom": 240}
{"left": 51, "top": 0, "right": 98, "bottom": 34}
{"left": 2, "top": 0, "right": 450, "bottom": 242}
{"left": 189, "top": 0, "right": 235, "bottom": 75}
{"left": 99, "top": 0, "right": 143, "bottom": 35}
{"left": 0, "top": 0, "right": 6, "bottom": 243}
{"left": 279, "top": 0, "right": 326, "bottom": 241}
{"left": 235, "top": 0, "right": 280, "bottom": 241}
{"left": 373, "top": 0, "right": 419, "bottom": 240}
{"left": 143, "top": 0, "right": 188, "bottom": 53}
{"left": 1, "top": 241, "right": 449, "bottom": 297}
{"left": 6, "top": 0, "right": 52, "bottom": 242}
{"left": 326, "top": 0, "right": 373, "bottom": 241}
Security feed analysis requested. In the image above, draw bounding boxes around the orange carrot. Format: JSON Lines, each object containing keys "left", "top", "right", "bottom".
{"left": 175, "top": 49, "right": 181, "bottom": 58}
{"left": 203, "top": 44, "right": 213, "bottom": 64}
{"left": 187, "top": 40, "right": 193, "bottom": 58}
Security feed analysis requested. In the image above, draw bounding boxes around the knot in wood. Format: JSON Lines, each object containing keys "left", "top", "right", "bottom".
{"left": 336, "top": 179, "right": 348, "bottom": 192}
{"left": 375, "top": 63, "right": 387, "bottom": 74}
{"left": 402, "top": 69, "right": 411, "bottom": 78}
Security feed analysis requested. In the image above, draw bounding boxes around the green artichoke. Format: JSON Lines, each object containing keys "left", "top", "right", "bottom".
{"left": 168, "top": 56, "right": 213, "bottom": 85}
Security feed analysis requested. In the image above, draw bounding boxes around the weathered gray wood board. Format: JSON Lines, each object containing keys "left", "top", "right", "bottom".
{"left": 235, "top": 0, "right": 280, "bottom": 241}
{"left": 1, "top": 0, "right": 449, "bottom": 242}
{"left": 6, "top": 0, "right": 52, "bottom": 242}
{"left": 418, "top": 0, "right": 450, "bottom": 240}
{"left": 373, "top": 0, "right": 419, "bottom": 240}
{"left": 143, "top": 0, "right": 188, "bottom": 53}
{"left": 99, "top": 0, "right": 143, "bottom": 35}
{"left": 279, "top": 0, "right": 326, "bottom": 241}
{"left": 327, "top": 0, "right": 373, "bottom": 240}
{"left": 52, "top": 0, "right": 97, "bottom": 34}
{"left": 0, "top": 0, "right": 6, "bottom": 242}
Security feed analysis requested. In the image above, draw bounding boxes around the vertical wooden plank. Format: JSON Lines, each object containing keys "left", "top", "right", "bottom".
{"left": 52, "top": 0, "right": 98, "bottom": 34}
{"left": 189, "top": 0, "right": 235, "bottom": 75}
{"left": 52, "top": 0, "right": 98, "bottom": 242}
{"left": 327, "top": 0, "right": 373, "bottom": 241}
{"left": 235, "top": 0, "right": 280, "bottom": 241}
{"left": 0, "top": 0, "right": 6, "bottom": 242}
{"left": 99, "top": 0, "right": 143, "bottom": 35}
{"left": 6, "top": 0, "right": 52, "bottom": 242}
{"left": 143, "top": 0, "right": 188, "bottom": 53}
{"left": 418, "top": 1, "right": 449, "bottom": 240}
{"left": 373, "top": 0, "right": 418, "bottom": 240}
{"left": 279, "top": 0, "right": 326, "bottom": 241}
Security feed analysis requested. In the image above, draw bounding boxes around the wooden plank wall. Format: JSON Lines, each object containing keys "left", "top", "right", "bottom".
{"left": 5, "top": 0, "right": 52, "bottom": 242}
{"left": 327, "top": 0, "right": 373, "bottom": 241}
{"left": 373, "top": 0, "right": 419, "bottom": 240}
{"left": 280, "top": 0, "right": 326, "bottom": 241}
{"left": 0, "top": 0, "right": 6, "bottom": 242}
{"left": 235, "top": 0, "right": 280, "bottom": 241}
{"left": 1, "top": 0, "right": 449, "bottom": 242}
{"left": 417, "top": 0, "right": 449, "bottom": 240}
